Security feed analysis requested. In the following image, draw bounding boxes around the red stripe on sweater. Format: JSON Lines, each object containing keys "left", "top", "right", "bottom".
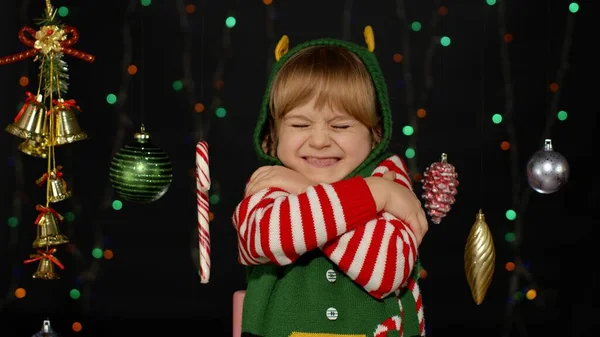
{"left": 355, "top": 218, "right": 385, "bottom": 292}
{"left": 278, "top": 199, "right": 299, "bottom": 262}
{"left": 339, "top": 225, "right": 365, "bottom": 272}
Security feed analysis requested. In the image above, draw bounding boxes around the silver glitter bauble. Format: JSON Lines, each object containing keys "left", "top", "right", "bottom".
{"left": 526, "top": 139, "right": 569, "bottom": 194}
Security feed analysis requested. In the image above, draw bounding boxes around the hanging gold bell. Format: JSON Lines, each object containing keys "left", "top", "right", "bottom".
{"left": 18, "top": 138, "right": 48, "bottom": 158}
{"left": 32, "top": 256, "right": 60, "bottom": 280}
{"left": 53, "top": 98, "right": 87, "bottom": 145}
{"left": 5, "top": 93, "right": 48, "bottom": 143}
{"left": 32, "top": 207, "right": 69, "bottom": 248}
{"left": 47, "top": 169, "right": 72, "bottom": 203}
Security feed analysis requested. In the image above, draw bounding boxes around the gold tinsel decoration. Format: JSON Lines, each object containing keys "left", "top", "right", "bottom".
{"left": 464, "top": 209, "right": 496, "bottom": 304}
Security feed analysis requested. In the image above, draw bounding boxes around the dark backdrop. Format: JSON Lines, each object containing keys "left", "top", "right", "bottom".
{"left": 0, "top": 0, "right": 596, "bottom": 336}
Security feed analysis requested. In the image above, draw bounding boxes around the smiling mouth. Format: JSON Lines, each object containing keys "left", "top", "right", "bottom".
{"left": 303, "top": 157, "right": 340, "bottom": 168}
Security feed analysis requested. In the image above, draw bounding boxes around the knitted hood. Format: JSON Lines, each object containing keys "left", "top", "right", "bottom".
{"left": 253, "top": 27, "right": 393, "bottom": 178}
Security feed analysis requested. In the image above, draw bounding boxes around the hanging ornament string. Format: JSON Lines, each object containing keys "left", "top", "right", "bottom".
{"left": 140, "top": 4, "right": 146, "bottom": 126}
{"left": 464, "top": 2, "right": 495, "bottom": 306}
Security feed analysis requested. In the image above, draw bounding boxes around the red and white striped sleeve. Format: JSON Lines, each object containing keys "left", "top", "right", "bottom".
{"left": 232, "top": 177, "right": 377, "bottom": 266}
{"left": 321, "top": 155, "right": 419, "bottom": 299}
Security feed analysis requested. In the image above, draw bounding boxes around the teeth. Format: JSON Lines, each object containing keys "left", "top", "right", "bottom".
{"left": 305, "top": 157, "right": 338, "bottom": 166}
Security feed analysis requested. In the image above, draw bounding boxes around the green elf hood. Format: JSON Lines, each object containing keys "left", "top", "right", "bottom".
{"left": 253, "top": 28, "right": 394, "bottom": 178}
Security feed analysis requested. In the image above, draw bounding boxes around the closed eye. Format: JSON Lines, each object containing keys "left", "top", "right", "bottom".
{"left": 291, "top": 124, "right": 309, "bottom": 128}
{"left": 332, "top": 125, "right": 350, "bottom": 129}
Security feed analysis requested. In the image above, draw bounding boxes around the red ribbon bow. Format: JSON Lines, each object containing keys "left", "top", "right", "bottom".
{"left": 14, "top": 91, "right": 39, "bottom": 122}
{"left": 23, "top": 247, "right": 65, "bottom": 270}
{"left": 0, "top": 25, "right": 95, "bottom": 66}
{"left": 34, "top": 205, "right": 64, "bottom": 225}
{"left": 36, "top": 166, "right": 64, "bottom": 187}
{"left": 52, "top": 98, "right": 81, "bottom": 114}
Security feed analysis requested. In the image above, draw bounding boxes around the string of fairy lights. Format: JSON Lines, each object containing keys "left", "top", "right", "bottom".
{"left": 392, "top": 0, "right": 577, "bottom": 335}
{"left": 493, "top": 1, "right": 577, "bottom": 336}
{"left": 393, "top": 0, "right": 450, "bottom": 179}
{"left": 1, "top": 0, "right": 579, "bottom": 335}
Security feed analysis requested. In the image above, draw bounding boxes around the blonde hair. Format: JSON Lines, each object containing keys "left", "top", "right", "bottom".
{"left": 263, "top": 45, "right": 379, "bottom": 154}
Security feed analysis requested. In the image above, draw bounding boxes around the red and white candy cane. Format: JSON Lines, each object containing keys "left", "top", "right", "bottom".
{"left": 196, "top": 141, "right": 211, "bottom": 283}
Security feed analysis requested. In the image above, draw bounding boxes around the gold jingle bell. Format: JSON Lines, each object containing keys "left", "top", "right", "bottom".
{"left": 32, "top": 256, "right": 60, "bottom": 280}
{"left": 44, "top": 167, "right": 72, "bottom": 203}
{"left": 32, "top": 206, "right": 69, "bottom": 248}
{"left": 18, "top": 138, "right": 48, "bottom": 159}
{"left": 5, "top": 92, "right": 48, "bottom": 143}
{"left": 26, "top": 248, "right": 63, "bottom": 280}
{"left": 53, "top": 98, "right": 87, "bottom": 145}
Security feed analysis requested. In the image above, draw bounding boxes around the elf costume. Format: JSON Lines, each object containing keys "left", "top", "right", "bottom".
{"left": 233, "top": 27, "right": 425, "bottom": 337}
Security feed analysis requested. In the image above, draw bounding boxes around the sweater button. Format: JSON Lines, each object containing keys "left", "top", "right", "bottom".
{"left": 326, "top": 307, "right": 338, "bottom": 321}
{"left": 326, "top": 269, "right": 337, "bottom": 283}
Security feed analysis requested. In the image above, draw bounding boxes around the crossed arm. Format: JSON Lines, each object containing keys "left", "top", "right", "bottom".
{"left": 232, "top": 155, "right": 428, "bottom": 299}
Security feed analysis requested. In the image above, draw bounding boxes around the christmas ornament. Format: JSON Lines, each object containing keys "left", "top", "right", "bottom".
{"left": 526, "top": 138, "right": 569, "bottom": 194}
{"left": 52, "top": 98, "right": 87, "bottom": 145}
{"left": 1, "top": 0, "right": 94, "bottom": 278}
{"left": 31, "top": 319, "right": 61, "bottom": 337}
{"left": 36, "top": 166, "right": 72, "bottom": 203}
{"left": 109, "top": 125, "right": 173, "bottom": 203}
{"left": 464, "top": 209, "right": 495, "bottom": 305}
{"left": 5, "top": 92, "right": 47, "bottom": 144}
{"left": 421, "top": 153, "right": 459, "bottom": 224}
{"left": 196, "top": 141, "right": 211, "bottom": 283}
{"left": 19, "top": 139, "right": 49, "bottom": 159}
{"left": 24, "top": 248, "right": 64, "bottom": 280}
{"left": 32, "top": 205, "right": 68, "bottom": 248}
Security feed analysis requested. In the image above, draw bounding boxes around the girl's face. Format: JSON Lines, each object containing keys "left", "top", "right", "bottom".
{"left": 276, "top": 95, "right": 372, "bottom": 184}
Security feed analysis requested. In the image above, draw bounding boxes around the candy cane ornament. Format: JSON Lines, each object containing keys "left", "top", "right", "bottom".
{"left": 196, "top": 141, "right": 211, "bottom": 283}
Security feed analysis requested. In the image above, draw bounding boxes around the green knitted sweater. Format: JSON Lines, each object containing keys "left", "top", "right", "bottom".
{"left": 242, "top": 37, "right": 423, "bottom": 337}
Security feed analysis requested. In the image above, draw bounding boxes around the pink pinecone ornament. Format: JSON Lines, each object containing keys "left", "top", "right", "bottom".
{"left": 421, "top": 153, "right": 459, "bottom": 224}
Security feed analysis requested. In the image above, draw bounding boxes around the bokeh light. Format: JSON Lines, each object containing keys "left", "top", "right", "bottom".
{"left": 106, "top": 94, "right": 117, "bottom": 104}
{"left": 92, "top": 248, "right": 103, "bottom": 259}
{"left": 225, "top": 16, "right": 236, "bottom": 28}
{"left": 7, "top": 216, "right": 18, "bottom": 228}
{"left": 411, "top": 21, "right": 422, "bottom": 32}
{"left": 505, "top": 209, "right": 517, "bottom": 220}
{"left": 112, "top": 200, "right": 123, "bottom": 210}
{"left": 58, "top": 6, "right": 69, "bottom": 17}
{"left": 557, "top": 110, "right": 568, "bottom": 121}
{"left": 15, "top": 288, "right": 26, "bottom": 299}
{"left": 103, "top": 249, "right": 114, "bottom": 260}
{"left": 172, "top": 80, "right": 183, "bottom": 91}
{"left": 402, "top": 125, "right": 414, "bottom": 136}
{"left": 440, "top": 36, "right": 451, "bottom": 47}
{"left": 127, "top": 64, "right": 138, "bottom": 75}
{"left": 185, "top": 4, "right": 196, "bottom": 14}
{"left": 215, "top": 107, "right": 227, "bottom": 118}
{"left": 569, "top": 2, "right": 579, "bottom": 13}
{"left": 492, "top": 113, "right": 503, "bottom": 124}
{"left": 70, "top": 289, "right": 81, "bottom": 300}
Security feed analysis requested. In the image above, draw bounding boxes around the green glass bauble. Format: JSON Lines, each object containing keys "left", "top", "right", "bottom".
{"left": 109, "top": 125, "right": 173, "bottom": 203}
